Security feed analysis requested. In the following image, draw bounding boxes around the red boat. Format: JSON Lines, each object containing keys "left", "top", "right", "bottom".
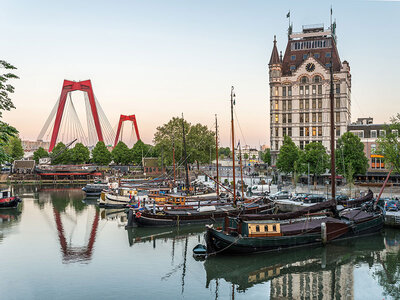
{"left": 0, "top": 190, "right": 21, "bottom": 209}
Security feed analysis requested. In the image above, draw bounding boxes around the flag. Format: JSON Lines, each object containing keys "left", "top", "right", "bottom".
{"left": 286, "top": 11, "right": 290, "bottom": 18}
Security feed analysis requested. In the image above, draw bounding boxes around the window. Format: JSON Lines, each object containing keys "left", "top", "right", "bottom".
{"left": 313, "top": 76, "right": 321, "bottom": 83}
{"left": 326, "top": 52, "right": 331, "bottom": 58}
{"left": 392, "top": 129, "right": 399, "bottom": 137}
{"left": 282, "top": 100, "right": 286, "bottom": 110}
{"left": 290, "top": 65, "right": 296, "bottom": 71}
{"left": 371, "top": 144, "right": 376, "bottom": 154}
{"left": 371, "top": 130, "right": 377, "bottom": 138}
{"left": 301, "top": 76, "right": 309, "bottom": 84}
{"left": 291, "top": 55, "right": 296, "bottom": 61}
{"left": 288, "top": 114, "right": 292, "bottom": 123}
{"left": 275, "top": 87, "right": 279, "bottom": 96}
{"left": 288, "top": 86, "right": 292, "bottom": 96}
{"left": 352, "top": 130, "right": 364, "bottom": 138}
{"left": 305, "top": 127, "right": 310, "bottom": 136}
{"left": 300, "top": 113, "right": 304, "bottom": 123}
{"left": 264, "top": 225, "right": 268, "bottom": 232}
{"left": 256, "top": 225, "right": 260, "bottom": 232}
{"left": 305, "top": 100, "right": 309, "bottom": 109}
{"left": 318, "top": 112, "right": 322, "bottom": 122}
{"left": 275, "top": 114, "right": 279, "bottom": 123}
{"left": 300, "top": 99, "right": 304, "bottom": 109}
{"left": 300, "top": 140, "right": 304, "bottom": 150}
{"left": 314, "top": 53, "right": 320, "bottom": 59}
{"left": 282, "top": 127, "right": 286, "bottom": 136}
{"left": 318, "top": 127, "right": 322, "bottom": 136}
{"left": 282, "top": 86, "right": 286, "bottom": 97}
{"left": 318, "top": 99, "right": 322, "bottom": 108}
{"left": 275, "top": 100, "right": 278, "bottom": 109}
{"left": 379, "top": 130, "right": 386, "bottom": 137}
{"left": 300, "top": 86, "right": 304, "bottom": 95}
{"left": 336, "top": 84, "right": 340, "bottom": 94}
{"left": 312, "top": 85, "right": 316, "bottom": 95}
{"left": 305, "top": 86, "right": 309, "bottom": 95}
{"left": 303, "top": 54, "right": 308, "bottom": 60}
{"left": 318, "top": 85, "right": 322, "bottom": 94}
{"left": 300, "top": 127, "right": 304, "bottom": 137}
{"left": 336, "top": 112, "right": 340, "bottom": 122}
{"left": 288, "top": 100, "right": 292, "bottom": 110}
{"left": 336, "top": 128, "right": 340, "bottom": 137}
{"left": 312, "top": 127, "right": 317, "bottom": 136}
{"left": 288, "top": 127, "right": 292, "bottom": 137}
{"left": 312, "top": 99, "right": 316, "bottom": 109}
{"left": 336, "top": 98, "right": 340, "bottom": 108}
{"left": 275, "top": 141, "right": 278, "bottom": 150}
{"left": 305, "top": 113, "right": 309, "bottom": 123}
{"left": 275, "top": 128, "right": 279, "bottom": 137}
{"left": 282, "top": 114, "right": 286, "bottom": 123}
{"left": 312, "top": 113, "right": 316, "bottom": 123}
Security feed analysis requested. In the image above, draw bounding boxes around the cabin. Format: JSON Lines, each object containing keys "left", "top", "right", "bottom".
{"left": 12, "top": 160, "right": 35, "bottom": 174}
{"left": 0, "top": 190, "right": 11, "bottom": 199}
{"left": 246, "top": 222, "right": 282, "bottom": 237}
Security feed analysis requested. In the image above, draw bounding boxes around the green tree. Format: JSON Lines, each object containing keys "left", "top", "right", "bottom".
{"left": 153, "top": 117, "right": 215, "bottom": 166}
{"left": 300, "top": 142, "right": 329, "bottom": 184}
{"left": 0, "top": 60, "right": 19, "bottom": 164}
{"left": 112, "top": 141, "right": 131, "bottom": 165}
{"left": 33, "top": 147, "right": 49, "bottom": 163}
{"left": 51, "top": 142, "right": 71, "bottom": 165}
{"left": 335, "top": 132, "right": 368, "bottom": 180}
{"left": 276, "top": 136, "right": 299, "bottom": 175}
{"left": 244, "top": 153, "right": 249, "bottom": 160}
{"left": 131, "top": 140, "right": 153, "bottom": 165}
{"left": 377, "top": 114, "right": 400, "bottom": 173}
{"left": 92, "top": 141, "right": 111, "bottom": 165}
{"left": 219, "top": 147, "right": 231, "bottom": 158}
{"left": 70, "top": 143, "right": 90, "bottom": 164}
{"left": 5, "top": 136, "right": 24, "bottom": 162}
{"left": 262, "top": 148, "right": 271, "bottom": 165}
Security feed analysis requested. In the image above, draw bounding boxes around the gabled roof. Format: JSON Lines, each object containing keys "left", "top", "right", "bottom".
{"left": 269, "top": 36, "right": 281, "bottom": 65}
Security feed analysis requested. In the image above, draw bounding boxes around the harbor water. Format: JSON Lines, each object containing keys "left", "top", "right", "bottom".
{"left": 1, "top": 185, "right": 400, "bottom": 299}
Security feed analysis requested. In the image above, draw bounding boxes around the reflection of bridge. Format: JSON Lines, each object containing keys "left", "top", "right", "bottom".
{"left": 52, "top": 206, "right": 99, "bottom": 263}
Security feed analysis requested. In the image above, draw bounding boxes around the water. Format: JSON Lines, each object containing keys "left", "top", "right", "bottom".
{"left": 1, "top": 185, "right": 400, "bottom": 299}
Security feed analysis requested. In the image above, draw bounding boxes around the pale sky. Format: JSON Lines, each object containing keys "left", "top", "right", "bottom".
{"left": 2, "top": 0, "right": 399, "bottom": 148}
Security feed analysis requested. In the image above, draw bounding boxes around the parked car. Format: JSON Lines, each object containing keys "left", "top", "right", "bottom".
{"left": 269, "top": 191, "right": 291, "bottom": 200}
{"left": 336, "top": 194, "right": 349, "bottom": 202}
{"left": 385, "top": 200, "right": 399, "bottom": 211}
{"left": 303, "top": 194, "right": 326, "bottom": 204}
{"left": 292, "top": 193, "right": 309, "bottom": 202}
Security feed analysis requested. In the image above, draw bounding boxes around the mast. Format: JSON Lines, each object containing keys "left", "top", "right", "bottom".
{"left": 182, "top": 114, "right": 190, "bottom": 192}
{"left": 230, "top": 86, "right": 236, "bottom": 205}
{"left": 330, "top": 13, "right": 336, "bottom": 202}
{"left": 239, "top": 143, "right": 244, "bottom": 200}
{"left": 173, "top": 139, "right": 176, "bottom": 186}
{"left": 215, "top": 114, "right": 220, "bottom": 198}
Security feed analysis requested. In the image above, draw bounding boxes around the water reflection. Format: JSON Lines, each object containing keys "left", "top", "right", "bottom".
{"left": 0, "top": 208, "right": 21, "bottom": 243}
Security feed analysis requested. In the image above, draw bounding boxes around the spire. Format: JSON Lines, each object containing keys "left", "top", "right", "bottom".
{"left": 269, "top": 35, "right": 281, "bottom": 65}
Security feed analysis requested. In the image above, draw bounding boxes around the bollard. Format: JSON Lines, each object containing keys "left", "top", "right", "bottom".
{"left": 321, "top": 222, "right": 327, "bottom": 245}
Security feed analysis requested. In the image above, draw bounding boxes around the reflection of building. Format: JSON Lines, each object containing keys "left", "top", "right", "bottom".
{"left": 269, "top": 22, "right": 351, "bottom": 164}
{"left": 270, "top": 263, "right": 354, "bottom": 299}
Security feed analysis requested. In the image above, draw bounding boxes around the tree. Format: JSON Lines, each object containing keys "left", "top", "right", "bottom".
{"left": 153, "top": 117, "right": 215, "bottom": 166}
{"left": 70, "top": 143, "right": 90, "bottom": 164}
{"left": 131, "top": 140, "right": 150, "bottom": 165}
{"left": 111, "top": 141, "right": 131, "bottom": 165}
{"left": 51, "top": 142, "right": 71, "bottom": 165}
{"left": 219, "top": 147, "right": 231, "bottom": 158}
{"left": 262, "top": 148, "right": 271, "bottom": 165}
{"left": 0, "top": 60, "right": 19, "bottom": 164}
{"left": 244, "top": 153, "right": 249, "bottom": 160}
{"left": 300, "top": 142, "right": 329, "bottom": 184}
{"left": 33, "top": 147, "right": 49, "bottom": 163}
{"left": 377, "top": 114, "right": 400, "bottom": 173}
{"left": 276, "top": 136, "right": 299, "bottom": 175}
{"left": 335, "top": 132, "right": 368, "bottom": 180}
{"left": 92, "top": 141, "right": 111, "bottom": 165}
{"left": 5, "top": 136, "right": 24, "bottom": 162}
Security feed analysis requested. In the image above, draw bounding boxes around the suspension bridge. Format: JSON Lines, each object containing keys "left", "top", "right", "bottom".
{"left": 37, "top": 79, "right": 141, "bottom": 151}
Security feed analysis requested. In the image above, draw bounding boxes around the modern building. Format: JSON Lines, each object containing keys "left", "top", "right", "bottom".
{"left": 268, "top": 22, "right": 351, "bottom": 164}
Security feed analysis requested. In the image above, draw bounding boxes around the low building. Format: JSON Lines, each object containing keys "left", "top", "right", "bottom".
{"left": 12, "top": 160, "right": 35, "bottom": 174}
{"left": 22, "top": 140, "right": 50, "bottom": 152}
{"left": 143, "top": 157, "right": 163, "bottom": 175}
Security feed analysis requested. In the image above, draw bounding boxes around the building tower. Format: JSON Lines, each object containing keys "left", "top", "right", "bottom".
{"left": 268, "top": 22, "right": 351, "bottom": 165}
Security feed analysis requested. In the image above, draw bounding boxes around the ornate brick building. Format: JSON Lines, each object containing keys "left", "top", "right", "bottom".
{"left": 269, "top": 23, "right": 351, "bottom": 164}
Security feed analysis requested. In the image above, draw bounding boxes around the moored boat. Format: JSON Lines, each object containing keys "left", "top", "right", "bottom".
{"left": 0, "top": 190, "right": 22, "bottom": 209}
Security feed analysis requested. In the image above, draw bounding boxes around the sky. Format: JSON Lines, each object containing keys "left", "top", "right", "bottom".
{"left": 1, "top": 0, "right": 399, "bottom": 148}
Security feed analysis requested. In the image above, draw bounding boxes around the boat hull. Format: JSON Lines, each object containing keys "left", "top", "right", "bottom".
{"left": 0, "top": 197, "right": 22, "bottom": 209}
{"left": 206, "top": 214, "right": 384, "bottom": 254}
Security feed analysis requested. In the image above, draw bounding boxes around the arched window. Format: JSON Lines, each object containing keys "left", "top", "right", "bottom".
{"left": 313, "top": 75, "right": 322, "bottom": 83}
{"left": 300, "top": 76, "right": 309, "bottom": 84}
{"left": 264, "top": 225, "right": 269, "bottom": 232}
{"left": 272, "top": 225, "right": 277, "bottom": 232}
{"left": 255, "top": 225, "right": 260, "bottom": 232}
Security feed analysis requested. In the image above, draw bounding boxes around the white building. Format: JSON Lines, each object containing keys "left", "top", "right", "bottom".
{"left": 269, "top": 23, "right": 351, "bottom": 164}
